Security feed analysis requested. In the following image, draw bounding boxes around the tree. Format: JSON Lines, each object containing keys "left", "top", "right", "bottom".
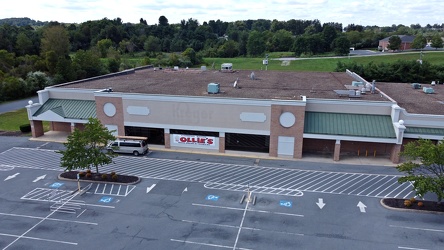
{"left": 217, "top": 40, "right": 239, "bottom": 57}
{"left": 411, "top": 34, "right": 427, "bottom": 50}
{"left": 96, "top": 38, "right": 113, "bottom": 58}
{"left": 15, "top": 32, "right": 33, "bottom": 56}
{"left": 322, "top": 25, "right": 338, "bottom": 51}
{"left": 430, "top": 35, "right": 443, "bottom": 50}
{"left": 271, "top": 29, "right": 294, "bottom": 51}
{"left": 57, "top": 118, "right": 116, "bottom": 173}
{"left": 40, "top": 25, "right": 70, "bottom": 58}
{"left": 397, "top": 139, "right": 444, "bottom": 203}
{"left": 247, "top": 30, "right": 266, "bottom": 56}
{"left": 25, "top": 71, "right": 51, "bottom": 92}
{"left": 332, "top": 36, "right": 351, "bottom": 55}
{"left": 387, "top": 35, "right": 402, "bottom": 51}
{"left": 143, "top": 35, "right": 161, "bottom": 55}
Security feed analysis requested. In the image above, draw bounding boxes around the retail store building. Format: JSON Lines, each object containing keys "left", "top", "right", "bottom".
{"left": 26, "top": 66, "right": 444, "bottom": 163}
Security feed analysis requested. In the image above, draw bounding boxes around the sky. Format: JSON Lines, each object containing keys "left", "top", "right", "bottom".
{"left": 1, "top": 0, "right": 442, "bottom": 27}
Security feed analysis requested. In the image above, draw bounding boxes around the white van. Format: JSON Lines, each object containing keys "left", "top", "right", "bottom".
{"left": 107, "top": 136, "right": 149, "bottom": 156}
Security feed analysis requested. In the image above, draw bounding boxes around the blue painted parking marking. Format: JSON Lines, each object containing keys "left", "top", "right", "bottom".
{"left": 280, "top": 200, "right": 292, "bottom": 208}
{"left": 206, "top": 195, "right": 219, "bottom": 201}
{"left": 99, "top": 196, "right": 113, "bottom": 203}
{"left": 49, "top": 182, "right": 64, "bottom": 188}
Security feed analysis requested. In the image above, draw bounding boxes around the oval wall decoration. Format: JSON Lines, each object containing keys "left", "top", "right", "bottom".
{"left": 103, "top": 103, "right": 116, "bottom": 117}
{"left": 279, "top": 112, "right": 296, "bottom": 128}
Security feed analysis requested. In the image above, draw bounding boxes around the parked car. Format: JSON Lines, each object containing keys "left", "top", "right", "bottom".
{"left": 107, "top": 136, "right": 149, "bottom": 156}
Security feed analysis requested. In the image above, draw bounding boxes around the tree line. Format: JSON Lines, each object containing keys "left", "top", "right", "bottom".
{"left": 0, "top": 16, "right": 443, "bottom": 102}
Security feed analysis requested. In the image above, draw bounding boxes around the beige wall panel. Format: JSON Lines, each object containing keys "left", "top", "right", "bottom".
{"left": 123, "top": 99, "right": 271, "bottom": 131}
{"left": 306, "top": 101, "right": 392, "bottom": 115}
{"left": 48, "top": 91, "right": 95, "bottom": 100}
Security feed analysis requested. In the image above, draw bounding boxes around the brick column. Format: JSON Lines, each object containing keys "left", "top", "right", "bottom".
{"left": 95, "top": 96, "right": 125, "bottom": 136}
{"left": 334, "top": 140, "right": 341, "bottom": 161}
{"left": 164, "top": 130, "right": 171, "bottom": 148}
{"left": 31, "top": 120, "right": 44, "bottom": 137}
{"left": 269, "top": 104, "right": 306, "bottom": 159}
{"left": 390, "top": 144, "right": 402, "bottom": 164}
{"left": 219, "top": 132, "right": 225, "bottom": 153}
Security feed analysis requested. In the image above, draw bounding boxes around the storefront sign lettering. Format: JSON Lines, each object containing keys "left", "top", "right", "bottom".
{"left": 173, "top": 134, "right": 215, "bottom": 146}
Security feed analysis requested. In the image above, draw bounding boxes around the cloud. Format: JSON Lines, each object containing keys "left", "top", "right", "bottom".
{"left": 0, "top": 0, "right": 442, "bottom": 26}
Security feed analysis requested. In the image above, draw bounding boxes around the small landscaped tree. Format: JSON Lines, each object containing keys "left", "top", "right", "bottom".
{"left": 57, "top": 117, "right": 116, "bottom": 173}
{"left": 397, "top": 139, "right": 444, "bottom": 203}
{"left": 387, "top": 35, "right": 402, "bottom": 51}
{"left": 430, "top": 34, "right": 444, "bottom": 50}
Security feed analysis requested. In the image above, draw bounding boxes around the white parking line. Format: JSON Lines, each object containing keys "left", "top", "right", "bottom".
{"left": 170, "top": 239, "right": 252, "bottom": 250}
{"left": 233, "top": 200, "right": 249, "bottom": 250}
{"left": 390, "top": 225, "right": 444, "bottom": 233}
{"left": 3, "top": 192, "right": 80, "bottom": 249}
{"left": 398, "top": 246, "right": 430, "bottom": 250}
{"left": 0, "top": 212, "right": 98, "bottom": 225}
{"left": 0, "top": 233, "right": 78, "bottom": 246}
{"left": 192, "top": 203, "right": 304, "bottom": 217}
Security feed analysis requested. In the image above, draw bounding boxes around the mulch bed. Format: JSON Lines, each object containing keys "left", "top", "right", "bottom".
{"left": 60, "top": 170, "right": 139, "bottom": 184}
{"left": 382, "top": 198, "right": 444, "bottom": 213}
{"left": 0, "top": 131, "right": 24, "bottom": 136}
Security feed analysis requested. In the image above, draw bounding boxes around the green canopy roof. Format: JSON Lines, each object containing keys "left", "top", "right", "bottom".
{"left": 304, "top": 112, "right": 396, "bottom": 138}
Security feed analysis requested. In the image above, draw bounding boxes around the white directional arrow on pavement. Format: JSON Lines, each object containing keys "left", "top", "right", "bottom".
{"left": 357, "top": 201, "right": 367, "bottom": 213}
{"left": 316, "top": 198, "right": 326, "bottom": 209}
{"left": 33, "top": 174, "right": 47, "bottom": 183}
{"left": 4, "top": 173, "right": 20, "bottom": 181}
{"left": 146, "top": 184, "right": 156, "bottom": 193}
{"left": 182, "top": 187, "right": 188, "bottom": 194}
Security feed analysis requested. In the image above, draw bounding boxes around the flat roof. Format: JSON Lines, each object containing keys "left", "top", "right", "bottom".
{"left": 55, "top": 68, "right": 444, "bottom": 115}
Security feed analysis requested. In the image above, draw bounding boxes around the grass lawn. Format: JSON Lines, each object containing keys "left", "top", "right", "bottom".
{"left": 205, "top": 51, "right": 444, "bottom": 72}
{"left": 0, "top": 108, "right": 49, "bottom": 132}
{"left": 3, "top": 51, "right": 443, "bottom": 132}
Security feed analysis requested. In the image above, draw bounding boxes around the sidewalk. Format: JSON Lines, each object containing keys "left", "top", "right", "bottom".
{"left": 30, "top": 131, "right": 397, "bottom": 167}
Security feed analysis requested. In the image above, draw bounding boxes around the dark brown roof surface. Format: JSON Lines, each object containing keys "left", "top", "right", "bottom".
{"left": 376, "top": 82, "right": 444, "bottom": 115}
{"left": 56, "top": 68, "right": 444, "bottom": 115}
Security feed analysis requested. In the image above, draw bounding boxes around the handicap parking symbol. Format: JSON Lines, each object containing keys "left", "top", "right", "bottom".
{"left": 206, "top": 195, "right": 219, "bottom": 201}
{"left": 280, "top": 200, "right": 292, "bottom": 208}
{"left": 99, "top": 196, "right": 113, "bottom": 203}
{"left": 49, "top": 182, "right": 64, "bottom": 188}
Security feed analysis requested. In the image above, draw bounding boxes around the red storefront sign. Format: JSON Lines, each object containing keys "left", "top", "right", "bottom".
{"left": 173, "top": 134, "right": 215, "bottom": 146}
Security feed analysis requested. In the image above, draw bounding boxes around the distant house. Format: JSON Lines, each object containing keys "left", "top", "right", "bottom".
{"left": 378, "top": 35, "right": 415, "bottom": 51}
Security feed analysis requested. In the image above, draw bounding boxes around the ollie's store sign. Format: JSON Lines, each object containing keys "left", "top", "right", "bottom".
{"left": 173, "top": 134, "right": 216, "bottom": 147}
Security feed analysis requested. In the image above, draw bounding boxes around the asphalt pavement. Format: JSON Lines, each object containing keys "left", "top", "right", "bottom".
{"left": 0, "top": 137, "right": 443, "bottom": 250}
{"left": 0, "top": 96, "right": 38, "bottom": 114}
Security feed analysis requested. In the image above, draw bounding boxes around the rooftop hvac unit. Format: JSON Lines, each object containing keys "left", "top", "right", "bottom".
{"left": 208, "top": 83, "right": 220, "bottom": 94}
{"left": 221, "top": 63, "right": 233, "bottom": 71}
{"left": 412, "top": 83, "right": 421, "bottom": 89}
{"left": 423, "top": 87, "right": 435, "bottom": 94}
{"left": 352, "top": 81, "right": 363, "bottom": 87}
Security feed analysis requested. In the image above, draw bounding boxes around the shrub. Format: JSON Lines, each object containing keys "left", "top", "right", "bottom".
{"left": 404, "top": 200, "right": 412, "bottom": 207}
{"left": 19, "top": 124, "right": 31, "bottom": 133}
{"left": 85, "top": 172, "right": 92, "bottom": 178}
{"left": 86, "top": 169, "right": 91, "bottom": 174}
{"left": 417, "top": 201, "right": 424, "bottom": 207}
{"left": 111, "top": 174, "right": 118, "bottom": 180}
{"left": 110, "top": 171, "right": 116, "bottom": 176}
{"left": 409, "top": 197, "right": 416, "bottom": 203}
{"left": 78, "top": 171, "right": 86, "bottom": 177}
{"left": 101, "top": 174, "right": 108, "bottom": 180}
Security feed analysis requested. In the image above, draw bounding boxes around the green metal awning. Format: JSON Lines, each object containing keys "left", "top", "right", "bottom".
{"left": 34, "top": 99, "right": 96, "bottom": 119}
{"left": 405, "top": 127, "right": 444, "bottom": 136}
{"left": 304, "top": 112, "right": 396, "bottom": 138}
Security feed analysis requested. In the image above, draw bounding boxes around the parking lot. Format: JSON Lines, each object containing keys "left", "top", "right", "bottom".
{"left": 1, "top": 144, "right": 444, "bottom": 249}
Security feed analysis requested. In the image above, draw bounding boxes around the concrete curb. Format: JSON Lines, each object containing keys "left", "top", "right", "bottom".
{"left": 380, "top": 198, "right": 444, "bottom": 215}
{"left": 58, "top": 173, "right": 141, "bottom": 185}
